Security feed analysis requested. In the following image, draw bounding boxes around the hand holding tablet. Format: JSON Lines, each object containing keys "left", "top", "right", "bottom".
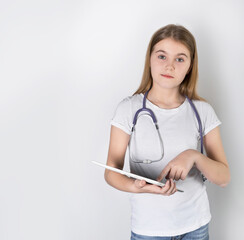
{"left": 92, "top": 161, "right": 184, "bottom": 192}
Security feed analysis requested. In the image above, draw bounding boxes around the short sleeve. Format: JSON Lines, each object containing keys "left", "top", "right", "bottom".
{"left": 110, "top": 97, "right": 132, "bottom": 135}
{"left": 201, "top": 102, "right": 222, "bottom": 136}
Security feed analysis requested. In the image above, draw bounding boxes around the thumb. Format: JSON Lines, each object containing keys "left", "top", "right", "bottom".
{"left": 135, "top": 179, "right": 146, "bottom": 188}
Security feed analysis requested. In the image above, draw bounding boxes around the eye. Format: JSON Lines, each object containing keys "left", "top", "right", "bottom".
{"left": 176, "top": 58, "right": 184, "bottom": 62}
{"left": 158, "top": 55, "right": 166, "bottom": 60}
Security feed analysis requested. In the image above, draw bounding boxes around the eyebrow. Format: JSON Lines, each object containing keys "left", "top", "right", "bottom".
{"left": 155, "top": 50, "right": 188, "bottom": 58}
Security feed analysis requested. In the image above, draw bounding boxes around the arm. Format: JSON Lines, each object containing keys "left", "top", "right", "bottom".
{"left": 195, "top": 126, "right": 230, "bottom": 187}
{"left": 104, "top": 125, "right": 177, "bottom": 195}
{"left": 157, "top": 127, "right": 231, "bottom": 187}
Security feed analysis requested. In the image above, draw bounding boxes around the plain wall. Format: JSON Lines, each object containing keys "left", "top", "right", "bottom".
{"left": 0, "top": 0, "right": 243, "bottom": 239}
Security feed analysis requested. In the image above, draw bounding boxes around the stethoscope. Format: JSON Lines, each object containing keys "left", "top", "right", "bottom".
{"left": 128, "top": 89, "right": 206, "bottom": 181}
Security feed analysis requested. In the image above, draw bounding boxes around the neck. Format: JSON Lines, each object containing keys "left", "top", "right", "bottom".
{"left": 147, "top": 86, "right": 185, "bottom": 109}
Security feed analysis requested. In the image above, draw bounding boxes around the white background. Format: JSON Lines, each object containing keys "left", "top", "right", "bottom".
{"left": 0, "top": 0, "right": 243, "bottom": 239}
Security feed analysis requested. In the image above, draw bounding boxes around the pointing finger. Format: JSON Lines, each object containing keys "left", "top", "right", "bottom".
{"left": 157, "top": 165, "right": 171, "bottom": 182}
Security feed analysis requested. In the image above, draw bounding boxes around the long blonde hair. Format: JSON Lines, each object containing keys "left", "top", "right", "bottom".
{"left": 133, "top": 24, "right": 205, "bottom": 101}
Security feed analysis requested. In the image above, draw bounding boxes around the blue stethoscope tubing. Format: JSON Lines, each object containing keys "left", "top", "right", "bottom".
{"left": 129, "top": 89, "right": 207, "bottom": 181}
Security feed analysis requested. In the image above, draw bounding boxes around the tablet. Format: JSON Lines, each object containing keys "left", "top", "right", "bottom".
{"left": 92, "top": 161, "right": 183, "bottom": 192}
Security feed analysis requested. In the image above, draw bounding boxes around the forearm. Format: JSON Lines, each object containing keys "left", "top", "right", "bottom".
{"left": 104, "top": 169, "right": 141, "bottom": 193}
{"left": 194, "top": 151, "right": 230, "bottom": 187}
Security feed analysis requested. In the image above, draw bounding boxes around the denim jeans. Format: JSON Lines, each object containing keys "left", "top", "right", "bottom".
{"left": 131, "top": 223, "right": 209, "bottom": 240}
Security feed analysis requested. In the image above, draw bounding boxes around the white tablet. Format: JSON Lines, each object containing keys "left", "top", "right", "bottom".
{"left": 92, "top": 161, "right": 183, "bottom": 192}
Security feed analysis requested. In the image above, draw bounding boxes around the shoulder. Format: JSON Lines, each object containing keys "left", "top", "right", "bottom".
{"left": 191, "top": 99, "right": 221, "bottom": 135}
{"left": 191, "top": 99, "right": 216, "bottom": 116}
{"left": 124, "top": 93, "right": 142, "bottom": 102}
{"left": 116, "top": 93, "right": 142, "bottom": 107}
{"left": 110, "top": 94, "right": 141, "bottom": 135}
{"left": 192, "top": 99, "right": 212, "bottom": 109}
{"left": 112, "top": 94, "right": 142, "bottom": 118}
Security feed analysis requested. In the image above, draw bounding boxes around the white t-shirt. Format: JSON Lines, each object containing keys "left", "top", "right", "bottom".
{"left": 110, "top": 93, "right": 221, "bottom": 237}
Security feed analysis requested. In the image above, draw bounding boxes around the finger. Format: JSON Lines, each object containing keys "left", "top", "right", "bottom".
{"left": 157, "top": 165, "right": 171, "bottom": 182}
{"left": 170, "top": 179, "right": 176, "bottom": 194}
{"left": 161, "top": 179, "right": 170, "bottom": 194}
{"left": 174, "top": 170, "right": 183, "bottom": 181}
{"left": 135, "top": 179, "right": 146, "bottom": 188}
{"left": 180, "top": 171, "right": 187, "bottom": 181}
{"left": 168, "top": 169, "right": 177, "bottom": 180}
{"left": 172, "top": 182, "right": 177, "bottom": 194}
{"left": 139, "top": 180, "right": 146, "bottom": 187}
{"left": 165, "top": 179, "right": 175, "bottom": 195}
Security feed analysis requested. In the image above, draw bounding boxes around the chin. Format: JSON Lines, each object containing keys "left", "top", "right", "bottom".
{"left": 156, "top": 83, "right": 179, "bottom": 89}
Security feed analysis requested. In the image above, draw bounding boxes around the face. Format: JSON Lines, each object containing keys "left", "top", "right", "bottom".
{"left": 150, "top": 38, "right": 191, "bottom": 90}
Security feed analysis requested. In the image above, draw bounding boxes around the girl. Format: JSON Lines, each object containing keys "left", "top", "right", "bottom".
{"left": 104, "top": 24, "right": 230, "bottom": 240}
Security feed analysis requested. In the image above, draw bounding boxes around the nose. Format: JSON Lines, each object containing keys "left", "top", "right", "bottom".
{"left": 165, "top": 59, "right": 175, "bottom": 70}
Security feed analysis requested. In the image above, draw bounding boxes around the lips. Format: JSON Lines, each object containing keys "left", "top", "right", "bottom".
{"left": 161, "top": 74, "right": 174, "bottom": 78}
